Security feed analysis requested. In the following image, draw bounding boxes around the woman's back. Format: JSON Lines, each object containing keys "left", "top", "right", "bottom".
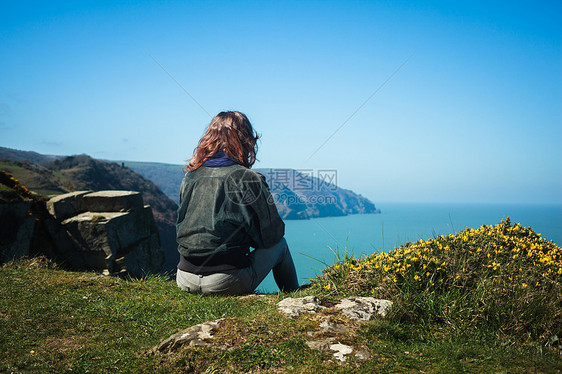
{"left": 175, "top": 111, "right": 299, "bottom": 294}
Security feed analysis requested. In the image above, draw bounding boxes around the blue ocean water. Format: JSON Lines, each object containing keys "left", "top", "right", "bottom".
{"left": 257, "top": 203, "right": 562, "bottom": 293}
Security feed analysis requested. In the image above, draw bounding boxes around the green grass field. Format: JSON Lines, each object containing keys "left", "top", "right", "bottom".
{"left": 1, "top": 219, "right": 561, "bottom": 373}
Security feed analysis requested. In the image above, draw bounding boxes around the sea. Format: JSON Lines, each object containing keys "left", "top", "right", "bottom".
{"left": 256, "top": 203, "right": 562, "bottom": 293}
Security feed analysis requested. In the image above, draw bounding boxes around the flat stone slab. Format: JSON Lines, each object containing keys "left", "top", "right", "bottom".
{"left": 81, "top": 191, "right": 143, "bottom": 212}
{"left": 277, "top": 296, "right": 324, "bottom": 318}
{"left": 62, "top": 211, "right": 129, "bottom": 254}
{"left": 334, "top": 297, "right": 393, "bottom": 320}
{"left": 148, "top": 319, "right": 224, "bottom": 354}
{"left": 319, "top": 320, "right": 351, "bottom": 335}
{"left": 60, "top": 206, "right": 162, "bottom": 275}
{"left": 46, "top": 191, "right": 91, "bottom": 220}
{"left": 47, "top": 190, "right": 144, "bottom": 219}
{"left": 63, "top": 211, "right": 128, "bottom": 223}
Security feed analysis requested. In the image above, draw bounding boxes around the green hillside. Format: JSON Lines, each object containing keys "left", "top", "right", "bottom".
{"left": 122, "top": 161, "right": 184, "bottom": 203}
{"left": 0, "top": 160, "right": 69, "bottom": 196}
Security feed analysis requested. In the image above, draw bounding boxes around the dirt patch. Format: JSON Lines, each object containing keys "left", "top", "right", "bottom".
{"left": 41, "top": 335, "right": 86, "bottom": 353}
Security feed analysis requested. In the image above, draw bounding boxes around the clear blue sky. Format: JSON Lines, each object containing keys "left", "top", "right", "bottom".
{"left": 1, "top": 1, "right": 560, "bottom": 204}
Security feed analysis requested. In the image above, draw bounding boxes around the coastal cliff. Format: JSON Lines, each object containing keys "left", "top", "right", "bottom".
{"left": 123, "top": 161, "right": 381, "bottom": 219}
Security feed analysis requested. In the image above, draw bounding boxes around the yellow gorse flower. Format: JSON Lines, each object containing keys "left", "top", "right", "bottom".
{"left": 323, "top": 218, "right": 561, "bottom": 296}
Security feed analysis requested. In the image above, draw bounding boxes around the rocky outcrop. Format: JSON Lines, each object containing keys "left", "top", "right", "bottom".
{"left": 150, "top": 296, "right": 392, "bottom": 363}
{"left": 275, "top": 296, "right": 392, "bottom": 361}
{"left": 0, "top": 170, "right": 36, "bottom": 262}
{"left": 44, "top": 190, "right": 164, "bottom": 276}
{"left": 44, "top": 155, "right": 179, "bottom": 273}
{"left": 0, "top": 178, "right": 164, "bottom": 277}
{"left": 256, "top": 169, "right": 380, "bottom": 220}
{"left": 0, "top": 152, "right": 179, "bottom": 273}
{"left": 276, "top": 296, "right": 392, "bottom": 320}
{"left": 0, "top": 200, "right": 35, "bottom": 263}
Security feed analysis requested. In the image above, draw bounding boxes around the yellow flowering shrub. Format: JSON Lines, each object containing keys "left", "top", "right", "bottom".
{"left": 316, "top": 218, "right": 562, "bottom": 345}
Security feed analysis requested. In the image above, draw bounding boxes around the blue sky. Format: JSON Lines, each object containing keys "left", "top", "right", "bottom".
{"left": 1, "top": 0, "right": 560, "bottom": 204}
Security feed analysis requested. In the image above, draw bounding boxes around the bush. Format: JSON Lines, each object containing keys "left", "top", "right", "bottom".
{"left": 316, "top": 218, "right": 562, "bottom": 345}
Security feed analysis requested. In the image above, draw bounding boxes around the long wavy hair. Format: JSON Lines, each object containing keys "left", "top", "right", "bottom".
{"left": 185, "top": 111, "right": 260, "bottom": 171}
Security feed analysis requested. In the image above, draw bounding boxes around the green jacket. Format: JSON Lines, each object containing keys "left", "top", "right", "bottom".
{"left": 176, "top": 164, "right": 284, "bottom": 273}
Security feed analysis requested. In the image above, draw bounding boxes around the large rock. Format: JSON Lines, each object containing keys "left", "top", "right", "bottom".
{"left": 46, "top": 191, "right": 144, "bottom": 221}
{"left": 0, "top": 201, "right": 35, "bottom": 262}
{"left": 42, "top": 217, "right": 89, "bottom": 269}
{"left": 45, "top": 190, "right": 164, "bottom": 276}
{"left": 46, "top": 191, "right": 91, "bottom": 221}
{"left": 63, "top": 208, "right": 156, "bottom": 253}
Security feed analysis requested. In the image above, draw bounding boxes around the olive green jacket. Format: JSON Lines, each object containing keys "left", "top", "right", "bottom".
{"left": 176, "top": 164, "right": 284, "bottom": 273}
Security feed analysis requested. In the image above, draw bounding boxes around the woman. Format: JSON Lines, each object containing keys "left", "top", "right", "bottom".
{"left": 176, "top": 111, "right": 300, "bottom": 295}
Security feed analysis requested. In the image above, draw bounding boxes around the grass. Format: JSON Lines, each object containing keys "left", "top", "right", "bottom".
{"left": 0, "top": 161, "right": 68, "bottom": 196}
{"left": 0, "top": 162, "right": 29, "bottom": 184}
{"left": 1, "top": 219, "right": 562, "bottom": 373}
{"left": 0, "top": 258, "right": 262, "bottom": 373}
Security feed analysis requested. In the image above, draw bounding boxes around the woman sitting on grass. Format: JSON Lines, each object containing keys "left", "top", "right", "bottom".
{"left": 176, "top": 111, "right": 300, "bottom": 295}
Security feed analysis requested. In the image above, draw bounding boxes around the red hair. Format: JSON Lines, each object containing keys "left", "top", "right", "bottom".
{"left": 185, "top": 111, "right": 260, "bottom": 171}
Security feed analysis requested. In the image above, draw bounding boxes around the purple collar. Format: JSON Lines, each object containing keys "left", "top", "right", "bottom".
{"left": 202, "top": 150, "right": 239, "bottom": 167}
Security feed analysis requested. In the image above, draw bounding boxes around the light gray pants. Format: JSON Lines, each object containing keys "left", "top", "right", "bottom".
{"left": 176, "top": 237, "right": 299, "bottom": 295}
